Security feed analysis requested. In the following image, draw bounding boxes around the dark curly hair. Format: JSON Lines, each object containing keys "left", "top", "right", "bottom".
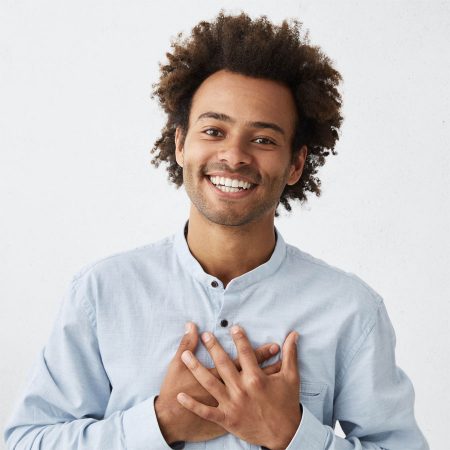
{"left": 150, "top": 11, "right": 343, "bottom": 215}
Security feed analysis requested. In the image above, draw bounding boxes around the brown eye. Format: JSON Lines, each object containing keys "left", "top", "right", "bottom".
{"left": 204, "top": 128, "right": 223, "bottom": 137}
{"left": 254, "top": 137, "right": 276, "bottom": 145}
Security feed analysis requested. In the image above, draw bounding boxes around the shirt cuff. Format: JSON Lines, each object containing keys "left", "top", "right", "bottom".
{"left": 122, "top": 395, "right": 174, "bottom": 450}
{"left": 284, "top": 403, "right": 328, "bottom": 450}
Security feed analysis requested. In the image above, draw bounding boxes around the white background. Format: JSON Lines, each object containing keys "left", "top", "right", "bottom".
{"left": 1, "top": 1, "right": 449, "bottom": 448}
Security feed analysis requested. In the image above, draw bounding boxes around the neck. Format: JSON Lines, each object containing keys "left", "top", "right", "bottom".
{"left": 185, "top": 206, "right": 277, "bottom": 288}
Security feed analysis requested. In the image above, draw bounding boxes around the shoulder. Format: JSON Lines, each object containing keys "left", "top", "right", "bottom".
{"left": 284, "top": 243, "right": 383, "bottom": 319}
{"left": 70, "top": 233, "right": 176, "bottom": 290}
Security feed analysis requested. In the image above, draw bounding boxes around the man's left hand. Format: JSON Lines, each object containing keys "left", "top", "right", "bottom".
{"left": 177, "top": 325, "right": 301, "bottom": 450}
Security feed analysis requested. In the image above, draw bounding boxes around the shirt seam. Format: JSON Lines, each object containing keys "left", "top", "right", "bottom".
{"left": 286, "top": 246, "right": 383, "bottom": 304}
{"left": 71, "top": 276, "right": 97, "bottom": 329}
{"left": 335, "top": 300, "right": 383, "bottom": 390}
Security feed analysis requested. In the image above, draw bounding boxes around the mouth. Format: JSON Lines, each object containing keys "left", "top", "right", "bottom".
{"left": 205, "top": 175, "right": 257, "bottom": 198}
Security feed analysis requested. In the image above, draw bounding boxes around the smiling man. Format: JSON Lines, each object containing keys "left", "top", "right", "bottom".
{"left": 4, "top": 11, "right": 429, "bottom": 450}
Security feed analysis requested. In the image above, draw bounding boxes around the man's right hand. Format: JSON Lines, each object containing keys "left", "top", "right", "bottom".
{"left": 155, "top": 322, "right": 282, "bottom": 444}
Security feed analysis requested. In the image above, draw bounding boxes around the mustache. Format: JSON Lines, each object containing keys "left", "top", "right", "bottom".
{"left": 201, "top": 164, "right": 261, "bottom": 184}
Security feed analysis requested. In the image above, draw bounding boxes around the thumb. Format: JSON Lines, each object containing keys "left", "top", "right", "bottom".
{"left": 175, "top": 321, "right": 199, "bottom": 358}
{"left": 281, "top": 331, "right": 300, "bottom": 382}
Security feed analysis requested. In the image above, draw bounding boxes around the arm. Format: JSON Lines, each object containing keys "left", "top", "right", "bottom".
{"left": 3, "top": 276, "right": 172, "bottom": 450}
{"left": 284, "top": 300, "right": 429, "bottom": 450}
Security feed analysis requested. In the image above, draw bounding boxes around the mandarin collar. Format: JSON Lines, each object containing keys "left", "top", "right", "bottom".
{"left": 174, "top": 220, "right": 287, "bottom": 291}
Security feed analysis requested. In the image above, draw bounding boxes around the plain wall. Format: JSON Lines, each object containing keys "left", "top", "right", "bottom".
{"left": 1, "top": 1, "right": 449, "bottom": 448}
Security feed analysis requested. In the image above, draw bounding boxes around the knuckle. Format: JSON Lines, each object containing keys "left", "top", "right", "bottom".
{"left": 245, "top": 374, "right": 265, "bottom": 390}
{"left": 233, "top": 384, "right": 246, "bottom": 398}
{"left": 203, "top": 377, "right": 216, "bottom": 391}
{"left": 215, "top": 355, "right": 229, "bottom": 367}
{"left": 239, "top": 344, "right": 253, "bottom": 357}
{"left": 203, "top": 408, "right": 216, "bottom": 422}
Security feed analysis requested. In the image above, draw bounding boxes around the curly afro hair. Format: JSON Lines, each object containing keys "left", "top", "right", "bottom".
{"left": 150, "top": 11, "right": 343, "bottom": 215}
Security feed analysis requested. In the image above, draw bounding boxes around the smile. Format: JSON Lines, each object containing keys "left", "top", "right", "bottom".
{"left": 208, "top": 176, "right": 254, "bottom": 193}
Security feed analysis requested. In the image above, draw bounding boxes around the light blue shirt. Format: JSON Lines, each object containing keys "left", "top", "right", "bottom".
{"left": 4, "top": 221, "right": 429, "bottom": 449}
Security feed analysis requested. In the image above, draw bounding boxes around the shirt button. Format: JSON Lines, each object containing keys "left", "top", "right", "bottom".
{"left": 220, "top": 319, "right": 228, "bottom": 327}
{"left": 211, "top": 280, "right": 219, "bottom": 288}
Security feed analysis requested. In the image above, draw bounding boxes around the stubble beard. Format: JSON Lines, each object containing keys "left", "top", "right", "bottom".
{"left": 182, "top": 163, "right": 291, "bottom": 227}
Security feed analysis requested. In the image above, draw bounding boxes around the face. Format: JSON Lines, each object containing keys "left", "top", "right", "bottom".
{"left": 175, "top": 69, "right": 307, "bottom": 227}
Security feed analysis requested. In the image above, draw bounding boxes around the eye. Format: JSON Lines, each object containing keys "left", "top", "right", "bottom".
{"left": 203, "top": 128, "right": 223, "bottom": 137}
{"left": 253, "top": 137, "right": 276, "bottom": 145}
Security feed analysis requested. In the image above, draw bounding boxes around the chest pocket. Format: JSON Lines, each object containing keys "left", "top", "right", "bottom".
{"left": 300, "top": 379, "right": 328, "bottom": 423}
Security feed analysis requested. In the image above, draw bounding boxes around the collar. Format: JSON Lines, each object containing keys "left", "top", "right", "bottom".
{"left": 174, "top": 220, "right": 287, "bottom": 291}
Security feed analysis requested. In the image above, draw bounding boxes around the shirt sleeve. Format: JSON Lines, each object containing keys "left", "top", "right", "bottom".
{"left": 283, "top": 300, "right": 430, "bottom": 450}
{"left": 3, "top": 276, "right": 173, "bottom": 450}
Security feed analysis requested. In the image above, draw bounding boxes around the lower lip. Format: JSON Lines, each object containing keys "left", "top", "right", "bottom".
{"left": 205, "top": 177, "right": 257, "bottom": 199}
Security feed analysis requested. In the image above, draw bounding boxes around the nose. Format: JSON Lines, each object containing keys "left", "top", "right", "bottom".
{"left": 217, "top": 136, "right": 252, "bottom": 167}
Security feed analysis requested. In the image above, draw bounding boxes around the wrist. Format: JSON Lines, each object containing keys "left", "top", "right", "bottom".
{"left": 265, "top": 404, "right": 302, "bottom": 450}
{"left": 154, "top": 395, "right": 180, "bottom": 444}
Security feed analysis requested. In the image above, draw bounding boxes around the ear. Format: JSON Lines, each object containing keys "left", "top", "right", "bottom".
{"left": 287, "top": 145, "right": 308, "bottom": 185}
{"left": 175, "top": 127, "right": 184, "bottom": 168}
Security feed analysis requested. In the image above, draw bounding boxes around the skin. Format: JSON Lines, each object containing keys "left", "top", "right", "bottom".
{"left": 155, "top": 322, "right": 283, "bottom": 444}
{"left": 156, "top": 69, "right": 308, "bottom": 447}
{"left": 179, "top": 327, "right": 301, "bottom": 450}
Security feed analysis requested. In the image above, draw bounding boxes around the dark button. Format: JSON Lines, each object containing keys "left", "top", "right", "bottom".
{"left": 169, "top": 442, "right": 185, "bottom": 449}
{"left": 220, "top": 319, "right": 228, "bottom": 327}
{"left": 211, "top": 280, "right": 219, "bottom": 287}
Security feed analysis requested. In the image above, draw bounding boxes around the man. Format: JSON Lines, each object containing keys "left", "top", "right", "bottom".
{"left": 5, "top": 12, "right": 429, "bottom": 450}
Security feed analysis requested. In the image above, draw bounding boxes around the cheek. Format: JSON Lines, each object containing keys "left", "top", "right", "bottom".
{"left": 183, "top": 139, "right": 212, "bottom": 163}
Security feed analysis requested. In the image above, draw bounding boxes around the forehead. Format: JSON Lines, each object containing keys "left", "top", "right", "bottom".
{"left": 189, "top": 70, "right": 298, "bottom": 134}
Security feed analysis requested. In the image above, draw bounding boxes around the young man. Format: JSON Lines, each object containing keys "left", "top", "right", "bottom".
{"left": 5, "top": 12, "right": 429, "bottom": 450}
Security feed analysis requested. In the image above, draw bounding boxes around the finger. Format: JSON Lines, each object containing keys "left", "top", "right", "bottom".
{"left": 230, "top": 325, "right": 259, "bottom": 374}
{"left": 175, "top": 322, "right": 199, "bottom": 359}
{"left": 181, "top": 349, "right": 227, "bottom": 401}
{"left": 253, "top": 343, "right": 280, "bottom": 365}
{"left": 262, "top": 359, "right": 282, "bottom": 375}
{"left": 177, "top": 392, "right": 225, "bottom": 424}
{"left": 201, "top": 332, "right": 240, "bottom": 388}
{"left": 211, "top": 345, "right": 280, "bottom": 377}
{"left": 281, "top": 331, "right": 300, "bottom": 379}
{"left": 231, "top": 342, "right": 279, "bottom": 371}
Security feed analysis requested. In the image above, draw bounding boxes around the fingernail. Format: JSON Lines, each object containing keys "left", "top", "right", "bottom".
{"left": 185, "top": 322, "right": 192, "bottom": 334}
{"left": 202, "top": 332, "right": 212, "bottom": 342}
{"left": 181, "top": 350, "right": 192, "bottom": 363}
{"left": 294, "top": 332, "right": 299, "bottom": 344}
{"left": 231, "top": 325, "right": 240, "bottom": 335}
{"left": 270, "top": 344, "right": 279, "bottom": 355}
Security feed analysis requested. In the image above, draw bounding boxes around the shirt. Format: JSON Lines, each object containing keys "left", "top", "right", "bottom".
{"left": 4, "top": 221, "right": 429, "bottom": 450}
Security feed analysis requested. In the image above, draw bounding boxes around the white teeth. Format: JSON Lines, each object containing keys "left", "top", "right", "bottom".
{"left": 208, "top": 176, "right": 253, "bottom": 190}
{"left": 216, "top": 185, "right": 240, "bottom": 193}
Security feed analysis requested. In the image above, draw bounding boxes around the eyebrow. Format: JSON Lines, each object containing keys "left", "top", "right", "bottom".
{"left": 196, "top": 111, "right": 286, "bottom": 136}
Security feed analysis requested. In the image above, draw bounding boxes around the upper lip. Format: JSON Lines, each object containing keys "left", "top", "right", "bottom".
{"left": 206, "top": 172, "right": 258, "bottom": 185}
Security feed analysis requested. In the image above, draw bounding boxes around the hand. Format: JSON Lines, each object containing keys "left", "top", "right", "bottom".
{"left": 177, "top": 326, "right": 301, "bottom": 450}
{"left": 155, "top": 322, "right": 283, "bottom": 444}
